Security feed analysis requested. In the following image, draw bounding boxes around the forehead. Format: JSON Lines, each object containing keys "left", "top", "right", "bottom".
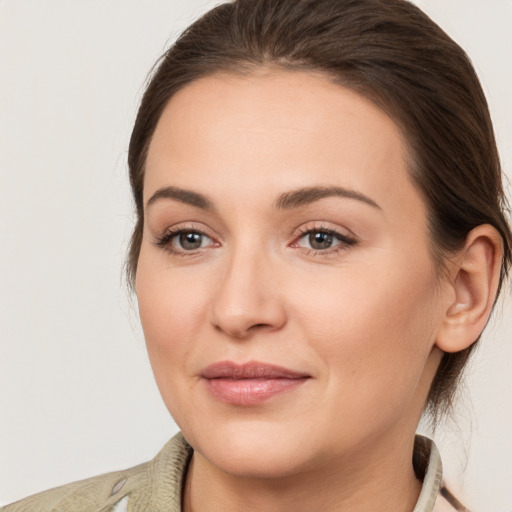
{"left": 144, "top": 69, "right": 422, "bottom": 219}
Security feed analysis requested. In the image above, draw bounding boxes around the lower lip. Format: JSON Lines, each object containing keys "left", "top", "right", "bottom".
{"left": 204, "top": 377, "right": 309, "bottom": 405}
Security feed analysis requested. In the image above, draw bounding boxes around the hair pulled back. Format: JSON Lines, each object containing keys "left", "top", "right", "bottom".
{"left": 127, "top": 0, "right": 512, "bottom": 422}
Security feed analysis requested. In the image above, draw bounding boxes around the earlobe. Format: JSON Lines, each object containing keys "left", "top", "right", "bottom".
{"left": 436, "top": 225, "right": 503, "bottom": 353}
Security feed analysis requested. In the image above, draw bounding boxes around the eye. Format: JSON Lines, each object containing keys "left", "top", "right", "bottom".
{"left": 173, "top": 231, "right": 211, "bottom": 251}
{"left": 154, "top": 228, "right": 217, "bottom": 254}
{"left": 304, "top": 231, "right": 336, "bottom": 250}
{"left": 292, "top": 227, "right": 356, "bottom": 253}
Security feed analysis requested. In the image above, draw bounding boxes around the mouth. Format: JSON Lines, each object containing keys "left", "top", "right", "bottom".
{"left": 200, "top": 361, "right": 311, "bottom": 405}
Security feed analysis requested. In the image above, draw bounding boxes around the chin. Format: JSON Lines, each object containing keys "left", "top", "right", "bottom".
{"left": 185, "top": 419, "right": 318, "bottom": 478}
{"left": 206, "top": 442, "right": 307, "bottom": 479}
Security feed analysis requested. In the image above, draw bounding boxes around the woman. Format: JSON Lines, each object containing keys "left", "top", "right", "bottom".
{"left": 1, "top": 0, "right": 510, "bottom": 510}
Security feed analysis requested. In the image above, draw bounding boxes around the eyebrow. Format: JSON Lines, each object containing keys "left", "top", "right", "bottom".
{"left": 146, "top": 185, "right": 380, "bottom": 211}
{"left": 146, "top": 186, "right": 214, "bottom": 210}
{"left": 275, "top": 186, "right": 381, "bottom": 210}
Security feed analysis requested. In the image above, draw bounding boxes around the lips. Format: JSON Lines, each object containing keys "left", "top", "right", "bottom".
{"left": 200, "top": 361, "right": 310, "bottom": 405}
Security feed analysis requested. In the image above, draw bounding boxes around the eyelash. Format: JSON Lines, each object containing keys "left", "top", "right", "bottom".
{"left": 153, "top": 225, "right": 217, "bottom": 257}
{"left": 153, "top": 224, "right": 357, "bottom": 257}
{"left": 291, "top": 224, "right": 357, "bottom": 256}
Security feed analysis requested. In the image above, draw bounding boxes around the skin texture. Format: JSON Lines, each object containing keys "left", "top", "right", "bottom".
{"left": 135, "top": 69, "right": 502, "bottom": 512}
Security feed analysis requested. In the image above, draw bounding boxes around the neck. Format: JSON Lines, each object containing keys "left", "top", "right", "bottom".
{"left": 182, "top": 431, "right": 422, "bottom": 512}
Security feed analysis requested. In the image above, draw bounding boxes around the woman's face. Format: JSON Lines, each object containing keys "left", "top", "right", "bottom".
{"left": 137, "top": 69, "right": 449, "bottom": 477}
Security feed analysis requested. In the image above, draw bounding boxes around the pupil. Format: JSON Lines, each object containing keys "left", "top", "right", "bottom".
{"left": 309, "top": 232, "right": 333, "bottom": 249}
{"left": 180, "top": 232, "right": 202, "bottom": 250}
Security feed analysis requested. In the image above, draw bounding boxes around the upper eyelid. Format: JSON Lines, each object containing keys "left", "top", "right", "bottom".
{"left": 292, "top": 229, "right": 356, "bottom": 246}
{"left": 159, "top": 222, "right": 218, "bottom": 239}
{"left": 292, "top": 221, "right": 356, "bottom": 238}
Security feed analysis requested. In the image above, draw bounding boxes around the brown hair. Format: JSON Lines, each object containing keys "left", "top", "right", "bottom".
{"left": 127, "top": 0, "right": 511, "bottom": 422}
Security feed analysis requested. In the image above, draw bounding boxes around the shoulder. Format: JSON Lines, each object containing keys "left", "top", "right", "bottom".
{"left": 0, "top": 433, "right": 192, "bottom": 512}
{"left": 0, "top": 463, "right": 148, "bottom": 512}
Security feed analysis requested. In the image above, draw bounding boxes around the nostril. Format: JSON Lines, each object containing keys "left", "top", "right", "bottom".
{"left": 246, "top": 322, "right": 278, "bottom": 335}
{"left": 210, "top": 285, "right": 288, "bottom": 338}
{"left": 213, "top": 320, "right": 274, "bottom": 339}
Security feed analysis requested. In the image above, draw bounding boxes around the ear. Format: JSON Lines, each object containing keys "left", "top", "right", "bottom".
{"left": 436, "top": 224, "right": 503, "bottom": 353}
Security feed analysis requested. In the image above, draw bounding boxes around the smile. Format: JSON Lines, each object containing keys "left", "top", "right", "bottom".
{"left": 200, "top": 361, "right": 311, "bottom": 405}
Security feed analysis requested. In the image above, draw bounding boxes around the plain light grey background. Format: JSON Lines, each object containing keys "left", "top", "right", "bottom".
{"left": 0, "top": 1, "right": 511, "bottom": 510}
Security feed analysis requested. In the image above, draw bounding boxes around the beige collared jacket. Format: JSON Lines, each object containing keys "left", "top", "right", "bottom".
{"left": 0, "top": 433, "right": 466, "bottom": 512}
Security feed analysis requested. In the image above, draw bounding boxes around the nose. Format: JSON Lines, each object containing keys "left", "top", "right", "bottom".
{"left": 210, "top": 248, "right": 287, "bottom": 339}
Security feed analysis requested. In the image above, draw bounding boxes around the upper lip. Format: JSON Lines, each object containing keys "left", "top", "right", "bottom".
{"left": 201, "top": 361, "right": 310, "bottom": 379}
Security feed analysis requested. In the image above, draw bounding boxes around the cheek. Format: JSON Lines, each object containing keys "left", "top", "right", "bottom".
{"left": 136, "top": 251, "right": 211, "bottom": 385}
{"left": 290, "top": 253, "right": 440, "bottom": 412}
